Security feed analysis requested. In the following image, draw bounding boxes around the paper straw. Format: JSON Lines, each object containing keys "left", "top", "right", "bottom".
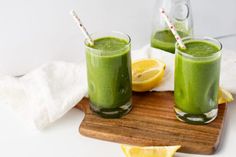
{"left": 70, "top": 10, "right": 94, "bottom": 46}
{"left": 159, "top": 8, "right": 186, "bottom": 49}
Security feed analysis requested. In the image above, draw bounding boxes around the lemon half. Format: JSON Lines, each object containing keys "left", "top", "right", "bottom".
{"left": 132, "top": 59, "right": 166, "bottom": 92}
{"left": 121, "top": 145, "right": 181, "bottom": 157}
{"left": 218, "top": 87, "right": 234, "bottom": 104}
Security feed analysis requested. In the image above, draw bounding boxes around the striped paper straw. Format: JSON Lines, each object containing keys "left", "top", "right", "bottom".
{"left": 160, "top": 8, "right": 186, "bottom": 49}
{"left": 70, "top": 10, "right": 94, "bottom": 46}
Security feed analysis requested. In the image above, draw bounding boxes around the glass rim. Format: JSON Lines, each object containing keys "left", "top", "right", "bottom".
{"left": 175, "top": 36, "right": 222, "bottom": 59}
{"left": 84, "top": 31, "right": 131, "bottom": 53}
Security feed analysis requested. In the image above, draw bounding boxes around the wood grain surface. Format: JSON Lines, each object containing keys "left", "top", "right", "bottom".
{"left": 75, "top": 92, "right": 227, "bottom": 155}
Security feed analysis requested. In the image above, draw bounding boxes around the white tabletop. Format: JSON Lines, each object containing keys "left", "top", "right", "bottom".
{"left": 0, "top": 0, "right": 236, "bottom": 156}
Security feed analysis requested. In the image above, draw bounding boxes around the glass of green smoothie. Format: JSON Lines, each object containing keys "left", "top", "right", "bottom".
{"left": 85, "top": 31, "right": 132, "bottom": 118}
{"left": 174, "top": 37, "right": 222, "bottom": 124}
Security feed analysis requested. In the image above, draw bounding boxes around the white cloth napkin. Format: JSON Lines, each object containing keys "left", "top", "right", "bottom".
{"left": 0, "top": 45, "right": 235, "bottom": 130}
{"left": 0, "top": 61, "right": 87, "bottom": 129}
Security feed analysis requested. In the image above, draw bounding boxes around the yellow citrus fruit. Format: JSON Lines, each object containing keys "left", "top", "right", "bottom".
{"left": 218, "top": 87, "right": 234, "bottom": 104}
{"left": 121, "top": 145, "right": 181, "bottom": 157}
{"left": 132, "top": 59, "right": 166, "bottom": 92}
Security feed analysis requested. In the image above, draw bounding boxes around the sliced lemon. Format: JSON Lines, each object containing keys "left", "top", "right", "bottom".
{"left": 132, "top": 59, "right": 166, "bottom": 92}
{"left": 218, "top": 87, "right": 234, "bottom": 104}
{"left": 121, "top": 145, "right": 181, "bottom": 157}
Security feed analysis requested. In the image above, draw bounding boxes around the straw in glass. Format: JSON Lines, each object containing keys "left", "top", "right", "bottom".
{"left": 70, "top": 10, "right": 94, "bottom": 46}
{"left": 159, "top": 8, "right": 186, "bottom": 49}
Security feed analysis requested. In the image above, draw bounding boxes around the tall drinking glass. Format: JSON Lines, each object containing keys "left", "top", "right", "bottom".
{"left": 174, "top": 37, "right": 222, "bottom": 124}
{"left": 85, "top": 32, "right": 132, "bottom": 118}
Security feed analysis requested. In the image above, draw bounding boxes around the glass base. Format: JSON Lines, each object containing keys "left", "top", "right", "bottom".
{"left": 174, "top": 107, "right": 218, "bottom": 124}
{"left": 90, "top": 99, "right": 132, "bottom": 118}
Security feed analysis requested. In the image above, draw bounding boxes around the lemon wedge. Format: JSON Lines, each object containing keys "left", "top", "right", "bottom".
{"left": 218, "top": 87, "right": 234, "bottom": 104}
{"left": 132, "top": 59, "right": 166, "bottom": 92}
{"left": 121, "top": 145, "right": 181, "bottom": 157}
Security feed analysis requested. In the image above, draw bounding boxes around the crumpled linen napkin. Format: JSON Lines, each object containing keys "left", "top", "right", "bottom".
{"left": 0, "top": 45, "right": 235, "bottom": 130}
{"left": 0, "top": 61, "right": 87, "bottom": 129}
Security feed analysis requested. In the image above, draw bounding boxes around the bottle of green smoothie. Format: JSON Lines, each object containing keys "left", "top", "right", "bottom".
{"left": 174, "top": 37, "right": 222, "bottom": 124}
{"left": 85, "top": 32, "right": 132, "bottom": 118}
{"left": 151, "top": 0, "right": 193, "bottom": 53}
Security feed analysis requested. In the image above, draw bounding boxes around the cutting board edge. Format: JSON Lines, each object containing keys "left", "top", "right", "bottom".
{"left": 79, "top": 125, "right": 219, "bottom": 155}
{"left": 75, "top": 92, "right": 227, "bottom": 155}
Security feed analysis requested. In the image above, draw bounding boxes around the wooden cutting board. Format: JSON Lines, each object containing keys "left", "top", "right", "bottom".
{"left": 75, "top": 92, "right": 227, "bottom": 155}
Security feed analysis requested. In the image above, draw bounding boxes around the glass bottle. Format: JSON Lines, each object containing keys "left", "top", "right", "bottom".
{"left": 150, "top": 0, "right": 194, "bottom": 53}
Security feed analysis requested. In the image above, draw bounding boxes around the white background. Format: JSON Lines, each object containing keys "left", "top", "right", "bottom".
{"left": 0, "top": 0, "right": 236, "bottom": 156}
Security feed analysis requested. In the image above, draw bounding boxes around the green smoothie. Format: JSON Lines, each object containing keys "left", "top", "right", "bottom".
{"left": 174, "top": 38, "right": 221, "bottom": 124}
{"left": 151, "top": 29, "right": 188, "bottom": 53}
{"left": 85, "top": 35, "right": 132, "bottom": 118}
